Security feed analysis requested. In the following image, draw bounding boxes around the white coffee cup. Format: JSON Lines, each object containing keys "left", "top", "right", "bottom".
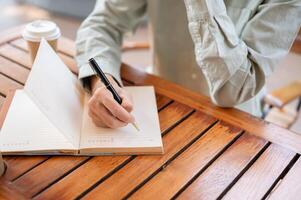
{"left": 22, "top": 20, "right": 61, "bottom": 63}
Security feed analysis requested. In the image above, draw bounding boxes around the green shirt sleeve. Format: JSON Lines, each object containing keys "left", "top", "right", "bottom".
{"left": 75, "top": 0, "right": 147, "bottom": 88}
{"left": 184, "top": 0, "right": 301, "bottom": 107}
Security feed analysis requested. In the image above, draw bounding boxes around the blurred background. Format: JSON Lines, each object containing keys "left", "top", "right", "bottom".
{"left": 0, "top": 0, "right": 301, "bottom": 133}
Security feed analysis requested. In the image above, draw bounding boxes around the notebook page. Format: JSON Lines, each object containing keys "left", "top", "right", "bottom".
{"left": 80, "top": 86, "right": 163, "bottom": 152}
{"left": 24, "top": 39, "right": 84, "bottom": 148}
{"left": 0, "top": 90, "right": 76, "bottom": 153}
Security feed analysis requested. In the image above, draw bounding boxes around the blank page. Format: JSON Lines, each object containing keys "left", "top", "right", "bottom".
{"left": 0, "top": 90, "right": 76, "bottom": 153}
{"left": 80, "top": 86, "right": 163, "bottom": 154}
{"left": 24, "top": 39, "right": 84, "bottom": 148}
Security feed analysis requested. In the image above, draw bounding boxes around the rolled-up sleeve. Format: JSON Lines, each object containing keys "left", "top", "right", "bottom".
{"left": 184, "top": 0, "right": 301, "bottom": 107}
{"left": 75, "top": 0, "right": 146, "bottom": 87}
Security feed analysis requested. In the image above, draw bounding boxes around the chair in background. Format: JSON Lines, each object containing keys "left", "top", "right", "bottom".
{"left": 263, "top": 81, "right": 301, "bottom": 129}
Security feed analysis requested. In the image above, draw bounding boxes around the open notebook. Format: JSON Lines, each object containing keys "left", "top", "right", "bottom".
{"left": 0, "top": 39, "right": 163, "bottom": 155}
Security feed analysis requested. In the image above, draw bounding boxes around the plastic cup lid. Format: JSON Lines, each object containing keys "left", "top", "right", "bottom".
{"left": 22, "top": 20, "right": 61, "bottom": 42}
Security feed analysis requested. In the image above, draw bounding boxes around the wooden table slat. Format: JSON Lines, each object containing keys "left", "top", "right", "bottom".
{"left": 269, "top": 157, "right": 301, "bottom": 199}
{"left": 0, "top": 56, "right": 29, "bottom": 85}
{"left": 13, "top": 156, "right": 89, "bottom": 198}
{"left": 223, "top": 144, "right": 296, "bottom": 199}
{"left": 36, "top": 111, "right": 215, "bottom": 200}
{"left": 16, "top": 101, "right": 193, "bottom": 198}
{"left": 177, "top": 133, "right": 268, "bottom": 200}
{"left": 0, "top": 95, "right": 5, "bottom": 108}
{"left": 0, "top": 73, "right": 23, "bottom": 96}
{"left": 4, "top": 156, "right": 49, "bottom": 181}
{"left": 0, "top": 44, "right": 31, "bottom": 69}
{"left": 0, "top": 178, "right": 27, "bottom": 200}
{"left": 127, "top": 121, "right": 241, "bottom": 200}
{"left": 155, "top": 94, "right": 172, "bottom": 111}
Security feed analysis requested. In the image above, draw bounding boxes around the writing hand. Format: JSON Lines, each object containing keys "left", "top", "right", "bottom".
{"left": 88, "top": 75, "right": 134, "bottom": 128}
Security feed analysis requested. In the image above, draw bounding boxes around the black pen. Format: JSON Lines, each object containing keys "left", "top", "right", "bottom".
{"left": 88, "top": 58, "right": 139, "bottom": 131}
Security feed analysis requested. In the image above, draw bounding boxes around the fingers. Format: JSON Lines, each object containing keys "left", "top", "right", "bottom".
{"left": 88, "top": 86, "right": 134, "bottom": 128}
{"left": 88, "top": 103, "right": 127, "bottom": 128}
{"left": 102, "top": 94, "right": 135, "bottom": 123}
{"left": 119, "top": 91, "right": 133, "bottom": 112}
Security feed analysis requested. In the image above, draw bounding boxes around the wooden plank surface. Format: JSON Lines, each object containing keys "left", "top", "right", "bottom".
{"left": 0, "top": 44, "right": 31, "bottom": 69}
{"left": 0, "top": 73, "right": 23, "bottom": 96}
{"left": 0, "top": 95, "right": 5, "bottom": 108}
{"left": 3, "top": 156, "right": 48, "bottom": 181}
{"left": 223, "top": 144, "right": 296, "bottom": 199}
{"left": 0, "top": 179, "right": 26, "bottom": 200}
{"left": 12, "top": 156, "right": 89, "bottom": 198}
{"left": 127, "top": 122, "right": 241, "bottom": 200}
{"left": 155, "top": 94, "right": 172, "bottom": 110}
{"left": 0, "top": 56, "right": 29, "bottom": 84}
{"left": 269, "top": 157, "right": 301, "bottom": 199}
{"left": 15, "top": 101, "right": 193, "bottom": 198}
{"left": 37, "top": 111, "right": 215, "bottom": 200}
{"left": 177, "top": 133, "right": 268, "bottom": 200}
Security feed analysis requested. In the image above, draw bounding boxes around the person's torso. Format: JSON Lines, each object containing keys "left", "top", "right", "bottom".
{"left": 146, "top": 0, "right": 265, "bottom": 117}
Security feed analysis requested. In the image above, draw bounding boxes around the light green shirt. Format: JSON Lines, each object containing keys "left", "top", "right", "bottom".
{"left": 75, "top": 0, "right": 301, "bottom": 117}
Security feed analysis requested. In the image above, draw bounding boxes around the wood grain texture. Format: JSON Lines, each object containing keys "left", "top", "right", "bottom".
{"left": 35, "top": 103, "right": 199, "bottom": 200}
{"left": 269, "top": 157, "right": 301, "bottom": 199}
{"left": 0, "top": 95, "right": 5, "bottom": 108}
{"left": 12, "top": 156, "right": 89, "bottom": 198}
{"left": 34, "top": 156, "right": 132, "bottom": 200}
{"left": 0, "top": 56, "right": 29, "bottom": 84}
{"left": 0, "top": 178, "right": 27, "bottom": 200}
{"left": 127, "top": 121, "right": 241, "bottom": 200}
{"left": 0, "top": 44, "right": 31, "bottom": 69}
{"left": 155, "top": 94, "right": 172, "bottom": 110}
{"left": 223, "top": 144, "right": 296, "bottom": 199}
{"left": 0, "top": 73, "right": 23, "bottom": 96}
{"left": 83, "top": 112, "right": 216, "bottom": 200}
{"left": 177, "top": 133, "right": 267, "bottom": 200}
{"left": 0, "top": 90, "right": 15, "bottom": 129}
{"left": 120, "top": 64, "right": 301, "bottom": 155}
{"left": 4, "top": 156, "right": 48, "bottom": 181}
{"left": 15, "top": 102, "right": 191, "bottom": 198}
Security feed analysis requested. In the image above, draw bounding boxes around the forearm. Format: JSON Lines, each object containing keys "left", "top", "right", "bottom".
{"left": 184, "top": 0, "right": 300, "bottom": 107}
{"left": 75, "top": 1, "right": 123, "bottom": 86}
{"left": 75, "top": 0, "right": 147, "bottom": 89}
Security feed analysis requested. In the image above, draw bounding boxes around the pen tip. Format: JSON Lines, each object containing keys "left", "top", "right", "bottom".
{"left": 132, "top": 122, "right": 140, "bottom": 132}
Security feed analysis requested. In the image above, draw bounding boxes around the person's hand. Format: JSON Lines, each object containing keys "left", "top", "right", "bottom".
{"left": 88, "top": 75, "right": 134, "bottom": 128}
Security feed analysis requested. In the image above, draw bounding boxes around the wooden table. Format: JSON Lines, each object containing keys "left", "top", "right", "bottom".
{"left": 1, "top": 26, "right": 301, "bottom": 200}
